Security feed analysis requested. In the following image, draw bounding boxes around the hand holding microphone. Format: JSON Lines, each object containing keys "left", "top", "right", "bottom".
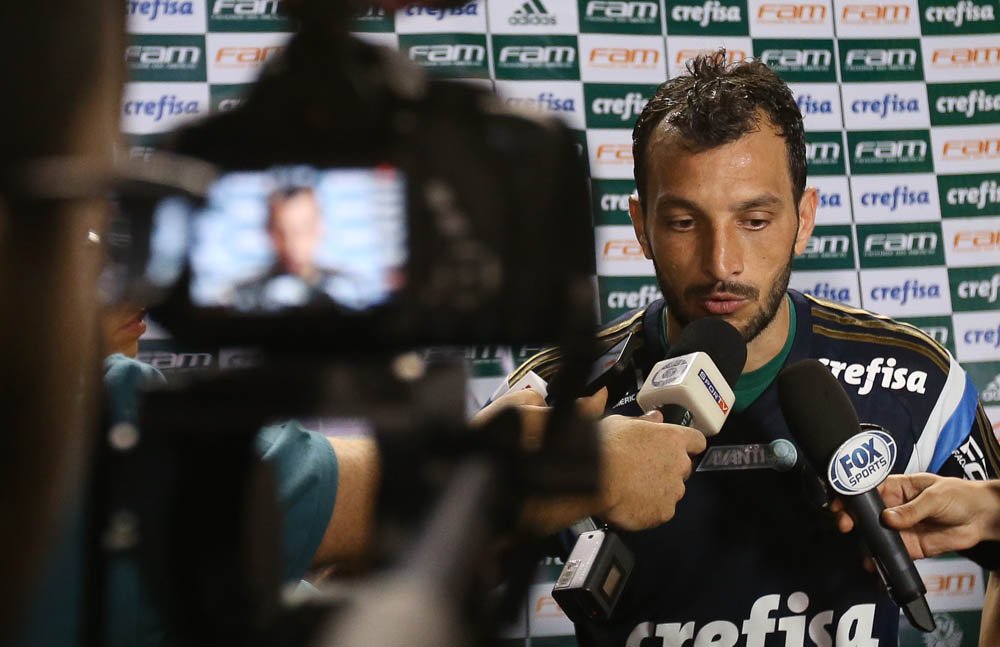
{"left": 553, "top": 318, "right": 746, "bottom": 623}
{"left": 778, "top": 359, "right": 936, "bottom": 633}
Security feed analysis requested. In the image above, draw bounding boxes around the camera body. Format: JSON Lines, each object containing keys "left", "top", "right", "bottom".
{"left": 109, "top": 34, "right": 594, "bottom": 355}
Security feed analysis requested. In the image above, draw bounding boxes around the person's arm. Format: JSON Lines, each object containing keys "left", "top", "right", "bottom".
{"left": 311, "top": 436, "right": 381, "bottom": 566}
{"left": 834, "top": 474, "right": 1000, "bottom": 559}
{"left": 474, "top": 386, "right": 707, "bottom": 534}
{"left": 982, "top": 573, "right": 1000, "bottom": 646}
{"left": 310, "top": 388, "right": 707, "bottom": 563}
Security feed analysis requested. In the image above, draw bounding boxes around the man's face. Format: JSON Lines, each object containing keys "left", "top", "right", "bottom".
{"left": 268, "top": 192, "right": 323, "bottom": 277}
{"left": 629, "top": 120, "right": 816, "bottom": 341}
{"left": 101, "top": 302, "right": 146, "bottom": 358}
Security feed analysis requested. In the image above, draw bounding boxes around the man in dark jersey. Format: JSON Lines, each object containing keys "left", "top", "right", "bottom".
{"left": 503, "top": 51, "right": 1000, "bottom": 646}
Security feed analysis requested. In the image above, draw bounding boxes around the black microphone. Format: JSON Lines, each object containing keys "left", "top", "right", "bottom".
{"left": 777, "top": 359, "right": 935, "bottom": 633}
{"left": 637, "top": 317, "right": 747, "bottom": 435}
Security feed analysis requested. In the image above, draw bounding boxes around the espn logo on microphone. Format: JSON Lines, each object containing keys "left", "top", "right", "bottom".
{"left": 698, "top": 368, "right": 729, "bottom": 413}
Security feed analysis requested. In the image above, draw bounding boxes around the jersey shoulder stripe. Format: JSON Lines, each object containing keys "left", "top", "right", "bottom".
{"left": 804, "top": 294, "right": 951, "bottom": 374}
{"left": 506, "top": 307, "right": 647, "bottom": 385}
{"left": 928, "top": 375, "right": 981, "bottom": 473}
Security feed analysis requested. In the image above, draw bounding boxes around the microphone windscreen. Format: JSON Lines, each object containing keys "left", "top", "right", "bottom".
{"left": 777, "top": 359, "right": 860, "bottom": 469}
{"left": 670, "top": 317, "right": 747, "bottom": 386}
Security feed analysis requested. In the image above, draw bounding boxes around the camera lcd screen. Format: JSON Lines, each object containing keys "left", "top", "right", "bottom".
{"left": 186, "top": 166, "right": 407, "bottom": 313}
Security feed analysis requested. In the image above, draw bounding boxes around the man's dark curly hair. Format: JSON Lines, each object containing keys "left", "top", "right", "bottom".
{"left": 632, "top": 50, "right": 806, "bottom": 211}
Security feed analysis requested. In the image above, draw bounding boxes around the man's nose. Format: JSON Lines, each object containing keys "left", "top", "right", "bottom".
{"left": 702, "top": 224, "right": 744, "bottom": 281}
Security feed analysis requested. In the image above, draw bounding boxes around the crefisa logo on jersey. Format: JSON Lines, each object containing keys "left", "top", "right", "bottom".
{"left": 828, "top": 428, "right": 897, "bottom": 495}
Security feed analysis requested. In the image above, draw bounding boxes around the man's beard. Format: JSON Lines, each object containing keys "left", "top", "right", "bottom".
{"left": 652, "top": 252, "right": 793, "bottom": 343}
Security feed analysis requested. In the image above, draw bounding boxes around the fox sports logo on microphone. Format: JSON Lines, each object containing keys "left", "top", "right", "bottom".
{"left": 828, "top": 428, "right": 897, "bottom": 495}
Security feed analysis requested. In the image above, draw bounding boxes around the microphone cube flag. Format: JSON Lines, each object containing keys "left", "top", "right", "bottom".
{"left": 636, "top": 351, "right": 735, "bottom": 437}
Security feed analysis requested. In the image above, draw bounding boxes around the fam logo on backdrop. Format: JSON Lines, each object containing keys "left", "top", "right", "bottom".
{"left": 928, "top": 81, "right": 1000, "bottom": 126}
{"left": 399, "top": 34, "right": 489, "bottom": 78}
{"left": 942, "top": 217, "right": 1000, "bottom": 267}
{"left": 840, "top": 39, "right": 924, "bottom": 82}
{"left": 206, "top": 33, "right": 290, "bottom": 84}
{"left": 667, "top": 37, "right": 753, "bottom": 78}
{"left": 919, "top": 0, "right": 1000, "bottom": 35}
{"left": 850, "top": 174, "right": 940, "bottom": 223}
{"left": 494, "top": 80, "right": 585, "bottom": 129}
{"left": 932, "top": 126, "right": 1000, "bottom": 174}
{"left": 578, "top": 0, "right": 662, "bottom": 34}
{"left": 789, "top": 270, "right": 861, "bottom": 306}
{"left": 595, "top": 226, "right": 654, "bottom": 275}
{"left": 900, "top": 315, "right": 957, "bottom": 355}
{"left": 208, "top": 0, "right": 294, "bottom": 32}
{"left": 834, "top": 0, "right": 921, "bottom": 37}
{"left": 395, "top": 1, "right": 485, "bottom": 33}
{"left": 860, "top": 268, "right": 952, "bottom": 316}
{"left": 492, "top": 35, "right": 580, "bottom": 80}
{"left": 126, "top": 34, "right": 205, "bottom": 82}
{"left": 588, "top": 129, "right": 635, "bottom": 179}
{"left": 841, "top": 83, "right": 929, "bottom": 130}
{"left": 793, "top": 225, "right": 856, "bottom": 271}
{"left": 805, "top": 132, "right": 846, "bottom": 176}
{"left": 122, "top": 82, "right": 208, "bottom": 135}
{"left": 755, "top": 40, "right": 837, "bottom": 82}
{"left": 665, "top": 0, "right": 749, "bottom": 35}
{"left": 938, "top": 173, "right": 1000, "bottom": 217}
{"left": 923, "top": 36, "right": 1000, "bottom": 82}
{"left": 746, "top": 0, "right": 835, "bottom": 37}
{"left": 848, "top": 129, "right": 934, "bottom": 175}
{"left": 857, "top": 222, "right": 945, "bottom": 268}
{"left": 126, "top": 0, "right": 203, "bottom": 34}
{"left": 579, "top": 35, "right": 666, "bottom": 82}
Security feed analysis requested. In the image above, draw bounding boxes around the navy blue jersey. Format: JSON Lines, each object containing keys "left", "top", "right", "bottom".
{"left": 506, "top": 289, "right": 999, "bottom": 647}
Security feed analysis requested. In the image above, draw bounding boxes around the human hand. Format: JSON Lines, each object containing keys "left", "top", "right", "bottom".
{"left": 598, "top": 411, "right": 707, "bottom": 531}
{"left": 832, "top": 473, "right": 1000, "bottom": 560}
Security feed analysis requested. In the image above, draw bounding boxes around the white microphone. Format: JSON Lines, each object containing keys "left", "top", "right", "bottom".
{"left": 636, "top": 318, "right": 746, "bottom": 436}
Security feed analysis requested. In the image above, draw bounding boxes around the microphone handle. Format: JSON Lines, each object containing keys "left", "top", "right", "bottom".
{"left": 844, "top": 490, "right": 935, "bottom": 632}
{"left": 659, "top": 404, "right": 692, "bottom": 427}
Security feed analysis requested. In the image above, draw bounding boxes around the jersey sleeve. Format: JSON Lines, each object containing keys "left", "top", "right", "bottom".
{"left": 255, "top": 422, "right": 339, "bottom": 583}
{"left": 904, "top": 354, "right": 1000, "bottom": 481}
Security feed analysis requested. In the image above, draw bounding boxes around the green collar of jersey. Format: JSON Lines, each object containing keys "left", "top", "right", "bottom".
{"left": 660, "top": 294, "right": 795, "bottom": 413}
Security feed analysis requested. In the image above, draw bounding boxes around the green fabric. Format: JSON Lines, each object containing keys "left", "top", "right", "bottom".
{"left": 13, "top": 355, "right": 339, "bottom": 647}
{"left": 660, "top": 295, "right": 796, "bottom": 413}
{"left": 732, "top": 295, "right": 796, "bottom": 413}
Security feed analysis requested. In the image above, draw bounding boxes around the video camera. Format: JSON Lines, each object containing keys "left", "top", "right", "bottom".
{"left": 92, "top": 13, "right": 604, "bottom": 647}
{"left": 106, "top": 25, "right": 595, "bottom": 354}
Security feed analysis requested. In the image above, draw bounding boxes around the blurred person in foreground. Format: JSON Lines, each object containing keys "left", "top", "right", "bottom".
{"left": 0, "top": 3, "right": 710, "bottom": 646}
{"left": 499, "top": 51, "right": 1000, "bottom": 646}
{"left": 0, "top": 0, "right": 123, "bottom": 638}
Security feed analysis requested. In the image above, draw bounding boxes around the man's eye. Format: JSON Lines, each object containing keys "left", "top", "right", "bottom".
{"left": 667, "top": 218, "right": 695, "bottom": 231}
{"left": 744, "top": 218, "right": 769, "bottom": 230}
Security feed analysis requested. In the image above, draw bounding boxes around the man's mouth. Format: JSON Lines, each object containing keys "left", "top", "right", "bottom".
{"left": 699, "top": 294, "right": 748, "bottom": 315}
{"left": 119, "top": 310, "right": 147, "bottom": 336}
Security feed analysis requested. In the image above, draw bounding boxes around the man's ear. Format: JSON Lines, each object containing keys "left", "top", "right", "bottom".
{"left": 628, "top": 193, "right": 653, "bottom": 260}
{"left": 793, "top": 187, "right": 818, "bottom": 255}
